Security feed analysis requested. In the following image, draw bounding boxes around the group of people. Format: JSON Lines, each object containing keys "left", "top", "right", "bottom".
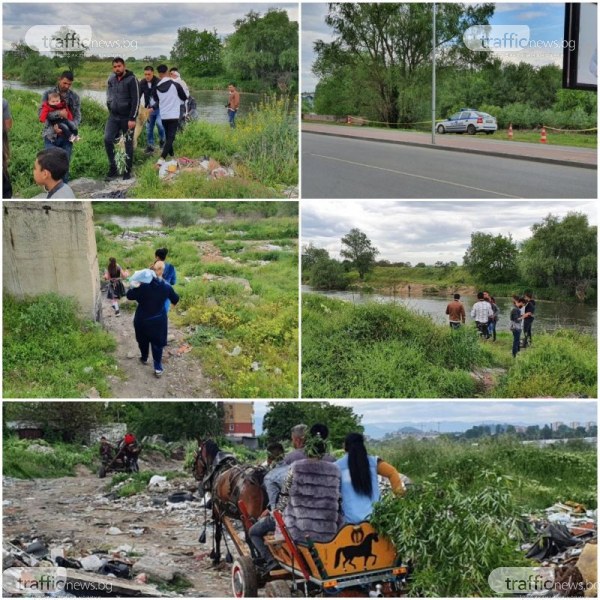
{"left": 2, "top": 61, "right": 241, "bottom": 199}
{"left": 103, "top": 248, "right": 178, "bottom": 377}
{"left": 249, "top": 424, "right": 405, "bottom": 573}
{"left": 446, "top": 290, "right": 536, "bottom": 357}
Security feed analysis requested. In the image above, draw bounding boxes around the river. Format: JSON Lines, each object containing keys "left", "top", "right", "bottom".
{"left": 4, "top": 80, "right": 260, "bottom": 125}
{"left": 303, "top": 286, "right": 597, "bottom": 335}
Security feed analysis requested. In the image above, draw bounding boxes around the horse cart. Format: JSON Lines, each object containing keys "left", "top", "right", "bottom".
{"left": 192, "top": 441, "right": 409, "bottom": 598}
{"left": 230, "top": 509, "right": 409, "bottom": 598}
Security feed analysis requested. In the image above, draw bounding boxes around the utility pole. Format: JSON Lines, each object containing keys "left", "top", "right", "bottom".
{"left": 431, "top": 2, "right": 437, "bottom": 144}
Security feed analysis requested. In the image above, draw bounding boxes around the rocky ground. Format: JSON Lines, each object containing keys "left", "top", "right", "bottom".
{"left": 2, "top": 457, "right": 238, "bottom": 597}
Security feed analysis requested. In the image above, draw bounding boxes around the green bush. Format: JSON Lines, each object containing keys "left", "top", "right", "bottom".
{"left": 3, "top": 293, "right": 117, "bottom": 398}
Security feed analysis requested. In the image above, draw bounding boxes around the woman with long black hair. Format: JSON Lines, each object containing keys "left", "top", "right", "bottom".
{"left": 337, "top": 432, "right": 405, "bottom": 524}
{"left": 104, "top": 257, "right": 128, "bottom": 316}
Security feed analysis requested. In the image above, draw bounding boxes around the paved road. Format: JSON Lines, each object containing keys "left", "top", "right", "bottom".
{"left": 302, "top": 133, "right": 598, "bottom": 198}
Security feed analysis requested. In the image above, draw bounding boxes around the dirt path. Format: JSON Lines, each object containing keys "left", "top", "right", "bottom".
{"left": 101, "top": 300, "right": 214, "bottom": 399}
{"left": 3, "top": 464, "right": 234, "bottom": 597}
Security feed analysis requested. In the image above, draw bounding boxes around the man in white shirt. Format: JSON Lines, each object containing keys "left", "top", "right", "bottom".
{"left": 470, "top": 292, "right": 494, "bottom": 339}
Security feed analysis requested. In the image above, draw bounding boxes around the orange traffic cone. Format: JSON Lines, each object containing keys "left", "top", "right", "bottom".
{"left": 540, "top": 127, "right": 547, "bottom": 144}
{"left": 508, "top": 123, "right": 513, "bottom": 140}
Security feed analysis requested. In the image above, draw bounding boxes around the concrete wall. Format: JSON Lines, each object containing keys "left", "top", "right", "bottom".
{"left": 3, "top": 201, "right": 101, "bottom": 320}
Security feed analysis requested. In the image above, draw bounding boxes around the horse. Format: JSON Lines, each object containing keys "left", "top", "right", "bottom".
{"left": 334, "top": 532, "right": 379, "bottom": 570}
{"left": 192, "top": 439, "right": 267, "bottom": 565}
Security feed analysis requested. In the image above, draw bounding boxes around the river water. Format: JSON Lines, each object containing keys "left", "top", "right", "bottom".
{"left": 4, "top": 80, "right": 260, "bottom": 125}
{"left": 303, "top": 286, "right": 597, "bottom": 335}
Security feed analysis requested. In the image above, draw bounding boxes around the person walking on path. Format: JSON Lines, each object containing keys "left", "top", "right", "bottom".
{"left": 446, "top": 293, "right": 466, "bottom": 329}
{"left": 126, "top": 268, "right": 179, "bottom": 378}
{"left": 105, "top": 57, "right": 140, "bottom": 181}
{"left": 139, "top": 66, "right": 165, "bottom": 154}
{"left": 104, "top": 257, "right": 128, "bottom": 316}
{"left": 152, "top": 248, "right": 176, "bottom": 311}
{"left": 226, "top": 83, "right": 240, "bottom": 129}
{"left": 153, "top": 65, "right": 188, "bottom": 166}
{"left": 471, "top": 292, "right": 494, "bottom": 339}
{"left": 39, "top": 71, "right": 81, "bottom": 183}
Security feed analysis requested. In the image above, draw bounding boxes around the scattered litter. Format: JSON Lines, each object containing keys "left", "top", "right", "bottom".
{"left": 80, "top": 554, "right": 105, "bottom": 571}
{"left": 228, "top": 346, "right": 242, "bottom": 357}
{"left": 251, "top": 361, "right": 261, "bottom": 372}
{"left": 147, "top": 475, "right": 168, "bottom": 491}
{"left": 107, "top": 526, "right": 123, "bottom": 536}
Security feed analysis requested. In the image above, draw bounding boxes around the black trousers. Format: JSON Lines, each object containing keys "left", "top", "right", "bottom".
{"left": 104, "top": 116, "right": 133, "bottom": 174}
{"left": 161, "top": 119, "right": 179, "bottom": 159}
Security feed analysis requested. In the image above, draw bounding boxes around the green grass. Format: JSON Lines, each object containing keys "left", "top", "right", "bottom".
{"left": 302, "top": 294, "right": 597, "bottom": 398}
{"left": 3, "top": 437, "right": 98, "bottom": 479}
{"left": 3, "top": 293, "right": 117, "bottom": 398}
{"left": 302, "top": 294, "right": 489, "bottom": 398}
{"left": 5, "top": 89, "right": 297, "bottom": 198}
{"left": 369, "top": 437, "right": 596, "bottom": 596}
{"left": 95, "top": 215, "right": 298, "bottom": 398}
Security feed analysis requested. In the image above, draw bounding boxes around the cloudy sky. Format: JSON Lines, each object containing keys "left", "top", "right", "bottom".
{"left": 302, "top": 3, "right": 566, "bottom": 91}
{"left": 3, "top": 3, "right": 298, "bottom": 58}
{"left": 253, "top": 401, "right": 597, "bottom": 437}
{"left": 302, "top": 200, "right": 597, "bottom": 265}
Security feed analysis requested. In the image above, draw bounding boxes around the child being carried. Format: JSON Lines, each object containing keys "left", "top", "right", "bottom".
{"left": 39, "top": 91, "right": 80, "bottom": 143}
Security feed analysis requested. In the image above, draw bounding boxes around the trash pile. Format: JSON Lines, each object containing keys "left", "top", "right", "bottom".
{"left": 2, "top": 475, "right": 206, "bottom": 597}
{"left": 157, "top": 157, "right": 235, "bottom": 181}
{"left": 523, "top": 501, "right": 597, "bottom": 596}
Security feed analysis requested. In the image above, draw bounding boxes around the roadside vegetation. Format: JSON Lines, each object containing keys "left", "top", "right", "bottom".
{"left": 4, "top": 89, "right": 297, "bottom": 199}
{"left": 302, "top": 294, "right": 597, "bottom": 398}
{"left": 308, "top": 4, "right": 597, "bottom": 150}
{"left": 370, "top": 436, "right": 596, "bottom": 596}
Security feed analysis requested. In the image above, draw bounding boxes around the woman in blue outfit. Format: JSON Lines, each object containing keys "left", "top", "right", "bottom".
{"left": 154, "top": 248, "right": 176, "bottom": 311}
{"left": 337, "top": 433, "right": 405, "bottom": 524}
{"left": 126, "top": 269, "right": 179, "bottom": 377}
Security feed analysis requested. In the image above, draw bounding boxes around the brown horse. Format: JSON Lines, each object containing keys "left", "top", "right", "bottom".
{"left": 192, "top": 440, "right": 267, "bottom": 564}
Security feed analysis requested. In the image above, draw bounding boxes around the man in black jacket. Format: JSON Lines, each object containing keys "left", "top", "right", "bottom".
{"left": 104, "top": 57, "right": 140, "bottom": 180}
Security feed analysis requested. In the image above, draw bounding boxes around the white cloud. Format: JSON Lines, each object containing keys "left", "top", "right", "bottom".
{"left": 302, "top": 200, "right": 597, "bottom": 264}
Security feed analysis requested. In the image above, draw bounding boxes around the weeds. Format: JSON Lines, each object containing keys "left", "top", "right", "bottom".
{"left": 302, "top": 294, "right": 596, "bottom": 398}
{"left": 3, "top": 293, "right": 117, "bottom": 398}
{"left": 3, "top": 437, "right": 98, "bottom": 479}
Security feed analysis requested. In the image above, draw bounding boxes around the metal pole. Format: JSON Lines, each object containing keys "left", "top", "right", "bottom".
{"left": 431, "top": 2, "right": 436, "bottom": 144}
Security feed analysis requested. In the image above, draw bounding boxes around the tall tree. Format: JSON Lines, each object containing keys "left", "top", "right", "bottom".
{"left": 262, "top": 401, "right": 363, "bottom": 448}
{"left": 171, "top": 28, "right": 223, "bottom": 77}
{"left": 314, "top": 3, "right": 494, "bottom": 125}
{"left": 50, "top": 26, "right": 87, "bottom": 75}
{"left": 463, "top": 232, "right": 519, "bottom": 283}
{"left": 341, "top": 228, "right": 379, "bottom": 279}
{"left": 519, "top": 213, "right": 597, "bottom": 300}
{"left": 223, "top": 9, "right": 298, "bottom": 90}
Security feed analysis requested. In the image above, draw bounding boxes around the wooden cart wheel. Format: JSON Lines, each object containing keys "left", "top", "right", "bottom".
{"left": 231, "top": 556, "right": 258, "bottom": 598}
{"left": 265, "top": 580, "right": 291, "bottom": 597}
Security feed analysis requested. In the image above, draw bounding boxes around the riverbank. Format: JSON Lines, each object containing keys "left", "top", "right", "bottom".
{"left": 336, "top": 265, "right": 596, "bottom": 304}
{"left": 302, "top": 294, "right": 597, "bottom": 398}
{"left": 4, "top": 90, "right": 298, "bottom": 199}
{"left": 4, "top": 61, "right": 281, "bottom": 94}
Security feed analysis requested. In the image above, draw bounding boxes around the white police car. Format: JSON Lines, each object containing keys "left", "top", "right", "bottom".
{"left": 436, "top": 109, "right": 498, "bottom": 135}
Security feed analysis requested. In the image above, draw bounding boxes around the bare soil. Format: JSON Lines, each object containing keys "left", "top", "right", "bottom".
{"left": 3, "top": 462, "right": 234, "bottom": 597}
{"left": 101, "top": 300, "right": 214, "bottom": 399}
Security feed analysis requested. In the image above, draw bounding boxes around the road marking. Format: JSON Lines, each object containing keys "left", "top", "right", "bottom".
{"left": 308, "top": 153, "right": 521, "bottom": 198}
